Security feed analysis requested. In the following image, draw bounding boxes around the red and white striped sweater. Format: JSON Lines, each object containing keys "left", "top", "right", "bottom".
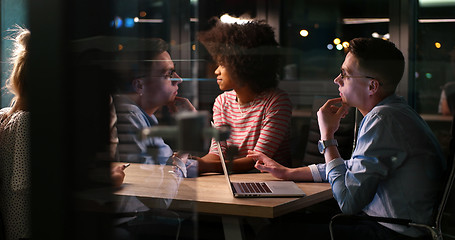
{"left": 209, "top": 88, "right": 292, "bottom": 166}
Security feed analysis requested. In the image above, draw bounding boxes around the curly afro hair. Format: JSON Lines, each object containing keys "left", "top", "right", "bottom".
{"left": 198, "top": 17, "right": 280, "bottom": 93}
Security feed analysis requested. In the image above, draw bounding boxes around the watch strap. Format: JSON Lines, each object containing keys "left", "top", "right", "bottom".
{"left": 324, "top": 139, "right": 338, "bottom": 147}
{"left": 318, "top": 139, "right": 338, "bottom": 154}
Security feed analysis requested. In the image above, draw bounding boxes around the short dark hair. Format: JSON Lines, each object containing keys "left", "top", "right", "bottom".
{"left": 198, "top": 18, "right": 280, "bottom": 93}
{"left": 114, "top": 38, "right": 169, "bottom": 93}
{"left": 348, "top": 38, "right": 405, "bottom": 94}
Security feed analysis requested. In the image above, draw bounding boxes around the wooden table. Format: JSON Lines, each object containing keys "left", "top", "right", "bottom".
{"left": 115, "top": 163, "right": 333, "bottom": 239}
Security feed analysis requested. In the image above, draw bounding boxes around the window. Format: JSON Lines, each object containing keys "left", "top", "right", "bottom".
{"left": 1, "top": 0, "right": 453, "bottom": 239}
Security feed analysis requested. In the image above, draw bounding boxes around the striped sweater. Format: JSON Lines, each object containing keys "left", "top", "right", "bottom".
{"left": 209, "top": 89, "right": 292, "bottom": 166}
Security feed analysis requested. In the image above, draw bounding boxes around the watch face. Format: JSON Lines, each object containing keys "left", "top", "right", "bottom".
{"left": 318, "top": 140, "right": 324, "bottom": 154}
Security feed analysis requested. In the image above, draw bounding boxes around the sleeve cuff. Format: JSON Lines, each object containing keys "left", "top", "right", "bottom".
{"left": 308, "top": 164, "right": 323, "bottom": 182}
{"left": 326, "top": 157, "right": 344, "bottom": 179}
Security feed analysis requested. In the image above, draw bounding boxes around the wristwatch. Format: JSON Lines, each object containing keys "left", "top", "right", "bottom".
{"left": 318, "top": 139, "right": 338, "bottom": 154}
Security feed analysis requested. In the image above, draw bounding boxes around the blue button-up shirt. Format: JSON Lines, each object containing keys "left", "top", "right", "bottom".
{"left": 309, "top": 94, "right": 446, "bottom": 237}
{"left": 114, "top": 95, "right": 173, "bottom": 165}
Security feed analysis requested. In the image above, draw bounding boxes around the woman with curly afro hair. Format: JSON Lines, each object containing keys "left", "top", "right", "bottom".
{"left": 195, "top": 17, "right": 292, "bottom": 174}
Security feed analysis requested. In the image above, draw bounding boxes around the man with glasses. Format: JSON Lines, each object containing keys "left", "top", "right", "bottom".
{"left": 113, "top": 38, "right": 195, "bottom": 165}
{"left": 248, "top": 38, "right": 445, "bottom": 239}
{"left": 109, "top": 38, "right": 196, "bottom": 240}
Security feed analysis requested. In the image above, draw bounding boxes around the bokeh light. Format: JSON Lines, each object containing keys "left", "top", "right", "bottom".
{"left": 125, "top": 18, "right": 135, "bottom": 28}
{"left": 112, "top": 16, "right": 123, "bottom": 28}
{"left": 220, "top": 14, "right": 250, "bottom": 24}
{"left": 299, "top": 29, "right": 309, "bottom": 37}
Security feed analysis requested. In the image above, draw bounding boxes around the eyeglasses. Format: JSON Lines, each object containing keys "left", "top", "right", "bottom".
{"left": 338, "top": 71, "right": 383, "bottom": 86}
{"left": 150, "top": 69, "right": 178, "bottom": 80}
{"left": 163, "top": 69, "right": 177, "bottom": 79}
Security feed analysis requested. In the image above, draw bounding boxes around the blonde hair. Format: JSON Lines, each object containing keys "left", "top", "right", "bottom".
{"left": 4, "top": 26, "right": 31, "bottom": 114}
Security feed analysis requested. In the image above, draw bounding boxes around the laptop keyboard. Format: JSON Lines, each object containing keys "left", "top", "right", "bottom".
{"left": 235, "top": 182, "right": 272, "bottom": 193}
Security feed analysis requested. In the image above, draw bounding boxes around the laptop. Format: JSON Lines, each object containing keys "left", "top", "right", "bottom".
{"left": 215, "top": 138, "right": 306, "bottom": 198}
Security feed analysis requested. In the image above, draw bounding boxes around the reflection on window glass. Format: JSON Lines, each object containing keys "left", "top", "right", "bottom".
{"left": 4, "top": 0, "right": 454, "bottom": 238}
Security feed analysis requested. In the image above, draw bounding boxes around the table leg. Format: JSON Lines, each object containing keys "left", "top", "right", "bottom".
{"left": 222, "top": 216, "right": 244, "bottom": 240}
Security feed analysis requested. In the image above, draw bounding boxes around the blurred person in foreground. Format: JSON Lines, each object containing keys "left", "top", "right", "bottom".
{"left": 0, "top": 25, "right": 32, "bottom": 240}
{"left": 0, "top": 26, "right": 129, "bottom": 240}
{"left": 248, "top": 37, "right": 445, "bottom": 240}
